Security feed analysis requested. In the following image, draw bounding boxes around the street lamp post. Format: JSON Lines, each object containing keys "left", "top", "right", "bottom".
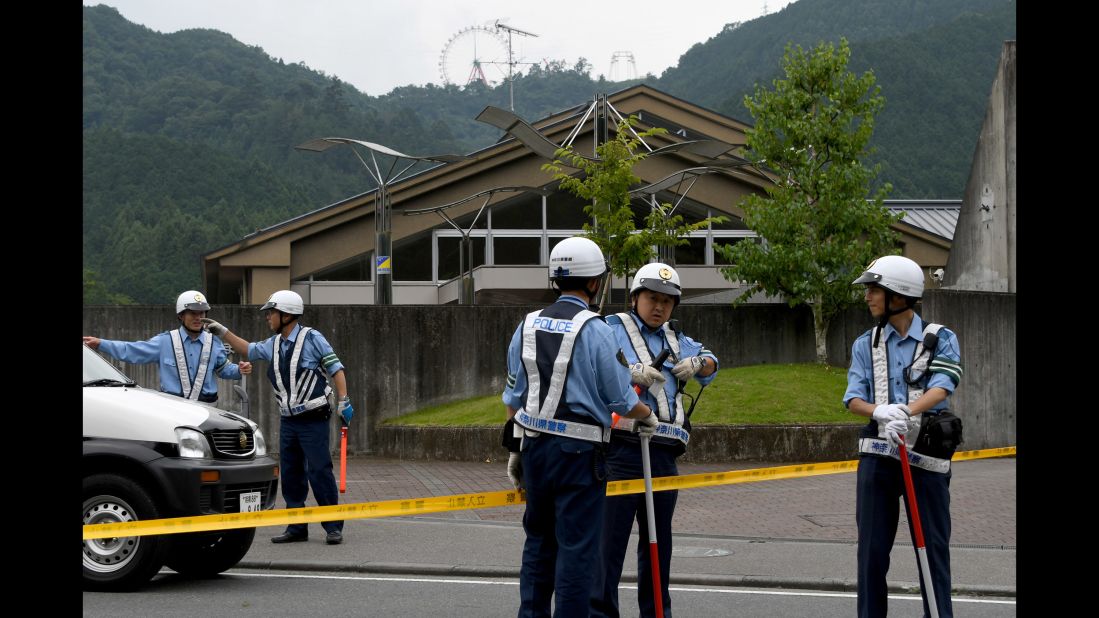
{"left": 295, "top": 138, "right": 470, "bottom": 305}
{"left": 403, "top": 186, "right": 551, "bottom": 305}
{"left": 627, "top": 160, "right": 755, "bottom": 264}
{"left": 476, "top": 101, "right": 754, "bottom": 285}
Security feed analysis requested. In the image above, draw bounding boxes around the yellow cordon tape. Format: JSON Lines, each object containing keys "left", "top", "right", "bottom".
{"left": 83, "top": 446, "right": 1015, "bottom": 540}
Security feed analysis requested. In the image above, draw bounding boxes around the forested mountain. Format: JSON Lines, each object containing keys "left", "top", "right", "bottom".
{"left": 659, "top": 0, "right": 1016, "bottom": 198}
{"left": 82, "top": 0, "right": 1015, "bottom": 303}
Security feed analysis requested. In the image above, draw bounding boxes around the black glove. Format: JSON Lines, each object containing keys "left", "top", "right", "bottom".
{"left": 501, "top": 418, "right": 522, "bottom": 453}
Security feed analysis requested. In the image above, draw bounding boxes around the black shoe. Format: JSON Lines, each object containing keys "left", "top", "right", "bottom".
{"left": 271, "top": 531, "right": 308, "bottom": 544}
{"left": 325, "top": 530, "right": 343, "bottom": 545}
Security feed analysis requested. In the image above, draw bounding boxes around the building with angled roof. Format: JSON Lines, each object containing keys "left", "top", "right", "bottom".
{"left": 203, "top": 85, "right": 953, "bottom": 306}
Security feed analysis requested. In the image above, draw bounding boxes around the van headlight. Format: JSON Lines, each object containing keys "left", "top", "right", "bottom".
{"left": 175, "top": 427, "right": 213, "bottom": 458}
{"left": 253, "top": 428, "right": 267, "bottom": 456}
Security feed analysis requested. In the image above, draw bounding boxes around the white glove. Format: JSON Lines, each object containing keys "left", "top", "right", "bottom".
{"left": 635, "top": 411, "right": 658, "bottom": 437}
{"left": 507, "top": 453, "right": 523, "bottom": 490}
{"left": 630, "top": 362, "right": 666, "bottom": 388}
{"left": 871, "top": 404, "right": 908, "bottom": 423}
{"left": 337, "top": 396, "right": 354, "bottom": 425}
{"left": 884, "top": 418, "right": 909, "bottom": 445}
{"left": 200, "top": 318, "right": 229, "bottom": 338}
{"left": 672, "top": 356, "right": 705, "bottom": 381}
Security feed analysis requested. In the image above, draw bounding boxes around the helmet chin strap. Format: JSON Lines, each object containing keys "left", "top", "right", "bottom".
{"left": 873, "top": 290, "right": 915, "bottom": 347}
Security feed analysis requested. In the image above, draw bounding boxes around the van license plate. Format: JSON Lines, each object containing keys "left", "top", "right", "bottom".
{"left": 240, "top": 491, "right": 262, "bottom": 512}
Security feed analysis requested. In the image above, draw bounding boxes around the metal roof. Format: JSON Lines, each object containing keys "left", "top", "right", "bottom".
{"left": 885, "top": 200, "right": 960, "bottom": 241}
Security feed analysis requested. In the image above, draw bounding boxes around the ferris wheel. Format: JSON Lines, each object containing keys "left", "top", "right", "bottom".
{"left": 439, "top": 25, "right": 510, "bottom": 87}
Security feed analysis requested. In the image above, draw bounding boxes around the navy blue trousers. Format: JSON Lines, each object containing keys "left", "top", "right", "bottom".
{"left": 857, "top": 454, "right": 952, "bottom": 618}
{"left": 280, "top": 414, "right": 343, "bottom": 535}
{"left": 591, "top": 437, "right": 679, "bottom": 618}
{"left": 518, "top": 434, "right": 606, "bottom": 618}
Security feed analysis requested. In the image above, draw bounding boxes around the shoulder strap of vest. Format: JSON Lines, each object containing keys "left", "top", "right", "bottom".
{"left": 521, "top": 309, "right": 598, "bottom": 418}
{"left": 168, "top": 329, "right": 212, "bottom": 400}
{"left": 272, "top": 327, "right": 314, "bottom": 406}
{"left": 870, "top": 326, "right": 890, "bottom": 405}
{"left": 191, "top": 332, "right": 212, "bottom": 400}
{"left": 168, "top": 329, "right": 192, "bottom": 399}
{"left": 660, "top": 322, "right": 682, "bottom": 359}
{"left": 616, "top": 312, "right": 682, "bottom": 423}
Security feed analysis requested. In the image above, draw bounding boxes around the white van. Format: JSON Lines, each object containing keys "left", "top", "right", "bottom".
{"left": 82, "top": 344, "right": 279, "bottom": 590}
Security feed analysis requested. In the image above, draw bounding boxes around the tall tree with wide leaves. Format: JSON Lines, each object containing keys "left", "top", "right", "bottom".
{"left": 717, "top": 38, "right": 899, "bottom": 364}
{"left": 543, "top": 117, "right": 719, "bottom": 312}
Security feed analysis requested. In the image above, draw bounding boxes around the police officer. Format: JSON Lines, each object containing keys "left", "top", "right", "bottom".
{"left": 83, "top": 290, "right": 252, "bottom": 402}
{"left": 844, "top": 255, "right": 964, "bottom": 618}
{"left": 502, "top": 236, "right": 657, "bottom": 617}
{"left": 592, "top": 262, "right": 718, "bottom": 618}
{"left": 204, "top": 290, "right": 353, "bottom": 546}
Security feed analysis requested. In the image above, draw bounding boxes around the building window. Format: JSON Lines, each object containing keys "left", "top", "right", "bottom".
{"left": 494, "top": 237, "right": 541, "bottom": 265}
{"left": 304, "top": 252, "right": 373, "bottom": 281}
{"left": 437, "top": 236, "right": 485, "bottom": 281}
{"left": 675, "top": 237, "right": 707, "bottom": 265}
{"left": 713, "top": 237, "right": 757, "bottom": 265}
{"left": 491, "top": 193, "right": 543, "bottom": 230}
{"left": 546, "top": 192, "right": 589, "bottom": 229}
{"left": 394, "top": 231, "right": 433, "bottom": 281}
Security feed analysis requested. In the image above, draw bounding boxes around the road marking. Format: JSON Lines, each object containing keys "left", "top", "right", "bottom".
{"left": 223, "top": 572, "right": 1015, "bottom": 604}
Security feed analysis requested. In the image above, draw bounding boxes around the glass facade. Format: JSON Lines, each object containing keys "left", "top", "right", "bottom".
{"left": 304, "top": 252, "right": 373, "bottom": 282}
{"left": 301, "top": 190, "right": 758, "bottom": 284}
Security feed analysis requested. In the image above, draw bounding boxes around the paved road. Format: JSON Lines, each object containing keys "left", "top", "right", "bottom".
{"left": 239, "top": 455, "right": 1016, "bottom": 595}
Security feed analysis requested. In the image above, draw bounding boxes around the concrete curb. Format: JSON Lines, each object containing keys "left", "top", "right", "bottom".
{"left": 372, "top": 424, "right": 869, "bottom": 463}
{"left": 234, "top": 561, "right": 1016, "bottom": 598}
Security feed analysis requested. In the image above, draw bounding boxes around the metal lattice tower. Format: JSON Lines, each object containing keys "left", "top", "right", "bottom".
{"left": 609, "top": 51, "right": 637, "bottom": 81}
{"left": 494, "top": 21, "right": 538, "bottom": 111}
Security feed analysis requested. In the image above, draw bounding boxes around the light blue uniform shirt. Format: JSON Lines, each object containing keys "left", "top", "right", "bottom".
{"left": 843, "top": 313, "right": 961, "bottom": 412}
{"left": 98, "top": 327, "right": 241, "bottom": 398}
{"left": 247, "top": 323, "right": 345, "bottom": 376}
{"left": 609, "top": 312, "right": 718, "bottom": 423}
{"left": 502, "top": 295, "right": 639, "bottom": 428}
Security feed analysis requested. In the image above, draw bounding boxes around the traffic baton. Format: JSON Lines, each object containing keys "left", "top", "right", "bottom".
{"left": 339, "top": 423, "right": 348, "bottom": 494}
{"left": 617, "top": 346, "right": 671, "bottom": 617}
{"left": 897, "top": 438, "right": 939, "bottom": 618}
{"left": 640, "top": 434, "right": 665, "bottom": 618}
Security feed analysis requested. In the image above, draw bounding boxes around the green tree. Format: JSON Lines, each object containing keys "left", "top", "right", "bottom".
{"left": 83, "top": 268, "right": 134, "bottom": 305}
{"left": 717, "top": 38, "right": 899, "bottom": 364}
{"left": 543, "top": 116, "right": 719, "bottom": 312}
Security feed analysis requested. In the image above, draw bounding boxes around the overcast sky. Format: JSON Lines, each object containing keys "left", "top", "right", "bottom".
{"left": 86, "top": 0, "right": 795, "bottom": 96}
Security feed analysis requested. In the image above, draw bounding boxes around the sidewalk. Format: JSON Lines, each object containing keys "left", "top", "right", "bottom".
{"left": 237, "top": 455, "right": 1016, "bottom": 596}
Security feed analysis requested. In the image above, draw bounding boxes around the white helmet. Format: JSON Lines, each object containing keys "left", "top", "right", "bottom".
{"left": 549, "top": 237, "right": 607, "bottom": 279}
{"left": 175, "top": 290, "right": 210, "bottom": 314}
{"left": 261, "top": 290, "right": 304, "bottom": 315}
{"left": 852, "top": 255, "right": 924, "bottom": 299}
{"left": 631, "top": 263, "right": 682, "bottom": 301}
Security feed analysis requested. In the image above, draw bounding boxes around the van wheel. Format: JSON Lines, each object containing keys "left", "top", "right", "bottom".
{"left": 82, "top": 474, "right": 168, "bottom": 591}
{"left": 166, "top": 528, "right": 256, "bottom": 577}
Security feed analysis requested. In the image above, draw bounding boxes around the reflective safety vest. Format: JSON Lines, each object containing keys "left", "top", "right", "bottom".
{"left": 607, "top": 313, "right": 689, "bottom": 448}
{"left": 168, "top": 329, "right": 216, "bottom": 401}
{"left": 862, "top": 322, "right": 950, "bottom": 473}
{"left": 268, "top": 327, "right": 332, "bottom": 417}
{"left": 513, "top": 301, "right": 608, "bottom": 443}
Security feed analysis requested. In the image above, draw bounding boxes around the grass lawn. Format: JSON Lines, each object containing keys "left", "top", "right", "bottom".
{"left": 383, "top": 363, "right": 860, "bottom": 426}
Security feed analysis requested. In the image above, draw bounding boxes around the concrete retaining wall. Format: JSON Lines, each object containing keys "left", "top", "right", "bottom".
{"left": 374, "top": 424, "right": 865, "bottom": 463}
{"left": 83, "top": 288, "right": 1015, "bottom": 459}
